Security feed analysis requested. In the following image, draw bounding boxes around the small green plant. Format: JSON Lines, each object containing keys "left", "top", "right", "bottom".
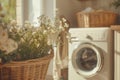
{"left": 0, "top": 15, "right": 69, "bottom": 63}
{"left": 111, "top": 0, "right": 120, "bottom": 9}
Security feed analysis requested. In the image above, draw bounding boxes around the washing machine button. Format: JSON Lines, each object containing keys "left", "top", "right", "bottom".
{"left": 86, "top": 35, "right": 93, "bottom": 40}
{"left": 71, "top": 37, "right": 79, "bottom": 42}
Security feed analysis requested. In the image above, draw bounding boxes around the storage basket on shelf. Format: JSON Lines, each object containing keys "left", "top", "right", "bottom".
{"left": 76, "top": 11, "right": 118, "bottom": 27}
{"left": 0, "top": 52, "right": 54, "bottom": 80}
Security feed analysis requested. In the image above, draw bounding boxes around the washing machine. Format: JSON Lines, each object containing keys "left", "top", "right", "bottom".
{"left": 68, "top": 28, "right": 114, "bottom": 80}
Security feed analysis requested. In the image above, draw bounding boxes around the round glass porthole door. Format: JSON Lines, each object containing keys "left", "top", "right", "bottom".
{"left": 72, "top": 43, "right": 103, "bottom": 77}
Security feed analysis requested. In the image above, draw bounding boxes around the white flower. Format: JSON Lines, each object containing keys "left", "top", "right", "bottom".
{"left": 32, "top": 32, "right": 36, "bottom": 35}
{"left": 4, "top": 39, "right": 18, "bottom": 54}
{"left": 0, "top": 27, "right": 8, "bottom": 43}
{"left": 47, "top": 39, "right": 52, "bottom": 46}
{"left": 10, "top": 20, "right": 17, "bottom": 26}
{"left": 51, "top": 29, "right": 56, "bottom": 33}
{"left": 61, "top": 17, "right": 67, "bottom": 22}
{"left": 64, "top": 23, "right": 69, "bottom": 28}
{"left": 43, "top": 30, "right": 47, "bottom": 34}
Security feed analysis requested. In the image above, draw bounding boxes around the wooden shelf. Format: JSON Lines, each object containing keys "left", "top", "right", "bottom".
{"left": 111, "top": 25, "right": 120, "bottom": 31}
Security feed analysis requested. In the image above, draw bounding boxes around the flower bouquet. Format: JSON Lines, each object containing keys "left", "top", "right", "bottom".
{"left": 0, "top": 15, "right": 69, "bottom": 80}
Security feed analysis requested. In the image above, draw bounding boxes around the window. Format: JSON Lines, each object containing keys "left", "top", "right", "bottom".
{"left": 16, "top": 0, "right": 56, "bottom": 26}
{"left": 0, "top": 0, "right": 16, "bottom": 24}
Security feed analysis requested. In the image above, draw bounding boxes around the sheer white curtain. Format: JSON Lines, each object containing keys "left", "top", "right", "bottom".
{"left": 28, "top": 0, "right": 56, "bottom": 26}
{"left": 16, "top": 0, "right": 24, "bottom": 26}
{"left": 28, "top": 0, "right": 45, "bottom": 26}
{"left": 17, "top": 0, "right": 43, "bottom": 26}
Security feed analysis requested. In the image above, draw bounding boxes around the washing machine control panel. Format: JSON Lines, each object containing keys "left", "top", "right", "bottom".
{"left": 70, "top": 29, "right": 108, "bottom": 42}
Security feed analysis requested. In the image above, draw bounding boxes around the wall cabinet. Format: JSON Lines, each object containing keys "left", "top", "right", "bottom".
{"left": 111, "top": 26, "right": 120, "bottom": 80}
{"left": 114, "top": 30, "right": 120, "bottom": 80}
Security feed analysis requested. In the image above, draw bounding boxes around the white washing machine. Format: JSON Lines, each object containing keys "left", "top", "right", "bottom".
{"left": 68, "top": 28, "right": 114, "bottom": 80}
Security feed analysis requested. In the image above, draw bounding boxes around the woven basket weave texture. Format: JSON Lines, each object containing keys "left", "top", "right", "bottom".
{"left": 76, "top": 11, "right": 117, "bottom": 27}
{"left": 0, "top": 53, "right": 53, "bottom": 80}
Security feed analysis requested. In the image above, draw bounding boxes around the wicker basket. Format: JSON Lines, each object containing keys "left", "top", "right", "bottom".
{"left": 0, "top": 53, "right": 54, "bottom": 80}
{"left": 76, "top": 11, "right": 117, "bottom": 27}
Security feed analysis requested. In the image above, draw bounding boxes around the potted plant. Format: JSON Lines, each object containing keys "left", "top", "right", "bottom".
{"left": 0, "top": 15, "right": 69, "bottom": 80}
{"left": 111, "top": 0, "right": 120, "bottom": 9}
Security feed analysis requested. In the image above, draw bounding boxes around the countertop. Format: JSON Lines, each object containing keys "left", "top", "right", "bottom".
{"left": 111, "top": 25, "right": 120, "bottom": 31}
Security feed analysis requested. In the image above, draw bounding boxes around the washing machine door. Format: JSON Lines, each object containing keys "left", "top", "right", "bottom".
{"left": 72, "top": 43, "right": 103, "bottom": 77}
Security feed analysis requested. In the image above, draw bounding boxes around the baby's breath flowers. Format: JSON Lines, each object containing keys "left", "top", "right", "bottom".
{"left": 0, "top": 15, "right": 69, "bottom": 63}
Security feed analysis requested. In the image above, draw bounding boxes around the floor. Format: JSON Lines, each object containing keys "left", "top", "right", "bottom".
{"left": 46, "top": 75, "right": 53, "bottom": 80}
